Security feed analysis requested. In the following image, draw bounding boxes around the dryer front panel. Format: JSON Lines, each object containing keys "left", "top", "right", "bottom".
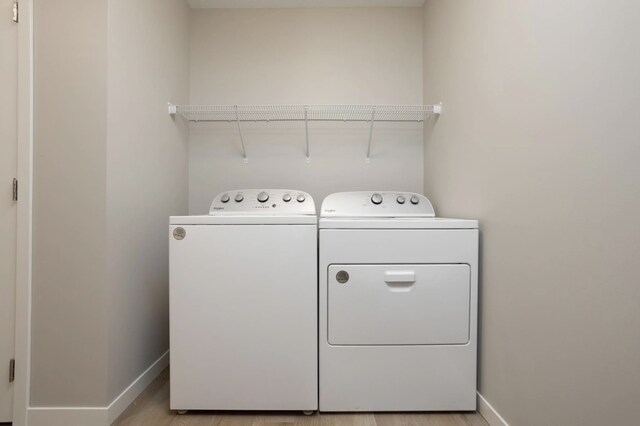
{"left": 328, "top": 264, "right": 470, "bottom": 345}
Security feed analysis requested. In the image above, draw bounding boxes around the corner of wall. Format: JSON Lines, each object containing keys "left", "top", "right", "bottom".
{"left": 477, "top": 393, "right": 510, "bottom": 426}
{"left": 104, "top": 0, "right": 191, "bottom": 407}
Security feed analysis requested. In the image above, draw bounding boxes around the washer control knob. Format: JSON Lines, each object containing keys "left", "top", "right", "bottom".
{"left": 396, "top": 195, "right": 406, "bottom": 204}
{"left": 296, "top": 194, "right": 306, "bottom": 203}
{"left": 257, "top": 191, "right": 269, "bottom": 203}
{"left": 371, "top": 193, "right": 383, "bottom": 205}
{"left": 410, "top": 195, "right": 420, "bottom": 205}
{"left": 283, "top": 193, "right": 292, "bottom": 202}
{"left": 220, "top": 194, "right": 230, "bottom": 203}
{"left": 234, "top": 193, "right": 244, "bottom": 202}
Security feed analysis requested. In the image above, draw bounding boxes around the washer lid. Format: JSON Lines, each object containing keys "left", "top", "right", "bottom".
{"left": 321, "top": 191, "right": 435, "bottom": 218}
{"left": 209, "top": 189, "right": 316, "bottom": 216}
{"left": 171, "top": 215, "right": 317, "bottom": 225}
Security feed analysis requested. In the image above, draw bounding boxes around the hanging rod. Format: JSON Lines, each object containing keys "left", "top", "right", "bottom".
{"left": 168, "top": 103, "right": 442, "bottom": 163}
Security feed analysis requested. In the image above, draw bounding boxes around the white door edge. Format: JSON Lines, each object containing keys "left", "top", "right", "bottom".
{"left": 13, "top": 0, "right": 33, "bottom": 425}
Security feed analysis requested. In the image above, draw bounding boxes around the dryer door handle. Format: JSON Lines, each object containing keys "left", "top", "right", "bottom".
{"left": 384, "top": 271, "right": 416, "bottom": 284}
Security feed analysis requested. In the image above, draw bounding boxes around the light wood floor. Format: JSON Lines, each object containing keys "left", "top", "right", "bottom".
{"left": 113, "top": 369, "right": 488, "bottom": 426}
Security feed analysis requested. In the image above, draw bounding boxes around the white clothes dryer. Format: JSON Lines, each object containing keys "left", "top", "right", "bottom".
{"left": 170, "top": 189, "right": 317, "bottom": 413}
{"left": 319, "top": 191, "right": 479, "bottom": 411}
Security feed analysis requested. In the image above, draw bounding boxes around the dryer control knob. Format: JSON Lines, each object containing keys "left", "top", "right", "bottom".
{"left": 283, "top": 194, "right": 292, "bottom": 202}
{"left": 371, "top": 193, "right": 383, "bottom": 205}
{"left": 396, "top": 195, "right": 406, "bottom": 204}
{"left": 297, "top": 194, "right": 306, "bottom": 203}
{"left": 410, "top": 195, "right": 420, "bottom": 205}
{"left": 235, "top": 193, "right": 244, "bottom": 202}
{"left": 220, "top": 194, "right": 230, "bottom": 203}
{"left": 257, "top": 192, "right": 269, "bottom": 203}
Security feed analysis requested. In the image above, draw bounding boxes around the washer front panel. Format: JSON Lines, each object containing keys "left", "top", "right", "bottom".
{"left": 170, "top": 224, "right": 318, "bottom": 410}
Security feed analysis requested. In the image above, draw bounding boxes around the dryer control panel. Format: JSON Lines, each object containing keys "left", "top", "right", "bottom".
{"left": 321, "top": 191, "right": 435, "bottom": 218}
{"left": 209, "top": 189, "right": 316, "bottom": 215}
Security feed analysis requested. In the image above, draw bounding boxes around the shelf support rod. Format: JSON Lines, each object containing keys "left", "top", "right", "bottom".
{"left": 365, "top": 106, "right": 376, "bottom": 163}
{"left": 304, "top": 106, "right": 310, "bottom": 162}
{"left": 234, "top": 106, "right": 248, "bottom": 164}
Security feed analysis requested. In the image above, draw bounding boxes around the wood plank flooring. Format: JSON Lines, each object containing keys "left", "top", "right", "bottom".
{"left": 113, "top": 369, "right": 488, "bottom": 426}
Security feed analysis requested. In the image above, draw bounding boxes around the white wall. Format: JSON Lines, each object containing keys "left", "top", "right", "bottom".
{"left": 106, "top": 0, "right": 190, "bottom": 402}
{"left": 32, "top": 0, "right": 109, "bottom": 406}
{"left": 188, "top": 7, "right": 425, "bottom": 213}
{"left": 422, "top": 1, "right": 640, "bottom": 425}
{"left": 32, "top": 0, "right": 190, "bottom": 410}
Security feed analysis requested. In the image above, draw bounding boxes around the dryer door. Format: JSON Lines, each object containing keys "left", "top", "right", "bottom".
{"left": 328, "top": 264, "right": 470, "bottom": 345}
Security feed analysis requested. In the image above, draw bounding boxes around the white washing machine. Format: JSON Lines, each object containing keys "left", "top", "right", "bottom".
{"left": 319, "top": 191, "right": 479, "bottom": 412}
{"left": 170, "top": 189, "right": 317, "bottom": 413}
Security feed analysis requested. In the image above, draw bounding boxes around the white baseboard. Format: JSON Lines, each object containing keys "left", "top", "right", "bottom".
{"left": 477, "top": 392, "right": 510, "bottom": 426}
{"left": 27, "top": 351, "right": 169, "bottom": 426}
{"left": 27, "top": 407, "right": 107, "bottom": 426}
{"left": 107, "top": 350, "right": 169, "bottom": 423}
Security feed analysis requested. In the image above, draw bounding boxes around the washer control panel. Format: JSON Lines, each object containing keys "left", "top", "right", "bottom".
{"left": 210, "top": 189, "right": 315, "bottom": 215}
{"left": 321, "top": 191, "right": 435, "bottom": 218}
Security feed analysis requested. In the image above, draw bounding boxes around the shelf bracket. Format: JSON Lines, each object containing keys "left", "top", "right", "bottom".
{"left": 365, "top": 106, "right": 376, "bottom": 163}
{"left": 304, "top": 106, "right": 310, "bottom": 163}
{"left": 234, "top": 106, "right": 249, "bottom": 164}
{"left": 168, "top": 103, "right": 177, "bottom": 115}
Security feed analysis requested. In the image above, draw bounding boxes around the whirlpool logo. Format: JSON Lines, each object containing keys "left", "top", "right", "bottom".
{"left": 212, "top": 207, "right": 225, "bottom": 211}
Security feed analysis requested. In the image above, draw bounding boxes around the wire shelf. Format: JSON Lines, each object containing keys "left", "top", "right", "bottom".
{"left": 169, "top": 104, "right": 441, "bottom": 122}
{"left": 167, "top": 103, "right": 442, "bottom": 163}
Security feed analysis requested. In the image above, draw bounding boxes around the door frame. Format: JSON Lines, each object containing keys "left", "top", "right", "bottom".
{"left": 13, "top": 0, "right": 33, "bottom": 424}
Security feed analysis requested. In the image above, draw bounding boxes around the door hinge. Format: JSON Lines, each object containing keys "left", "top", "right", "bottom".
{"left": 12, "top": 178, "right": 18, "bottom": 201}
{"left": 9, "top": 359, "right": 15, "bottom": 383}
{"left": 12, "top": 1, "right": 18, "bottom": 23}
